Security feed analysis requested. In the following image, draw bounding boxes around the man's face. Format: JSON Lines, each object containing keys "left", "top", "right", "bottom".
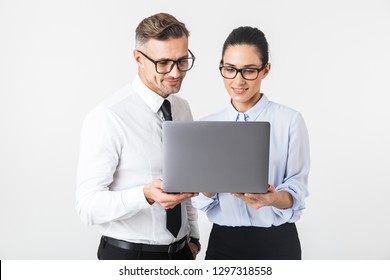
{"left": 135, "top": 36, "right": 189, "bottom": 98}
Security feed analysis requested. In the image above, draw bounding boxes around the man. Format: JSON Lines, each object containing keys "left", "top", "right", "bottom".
{"left": 76, "top": 13, "right": 200, "bottom": 260}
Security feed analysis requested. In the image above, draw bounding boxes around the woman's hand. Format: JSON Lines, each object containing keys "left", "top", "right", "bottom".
{"left": 232, "top": 184, "right": 293, "bottom": 209}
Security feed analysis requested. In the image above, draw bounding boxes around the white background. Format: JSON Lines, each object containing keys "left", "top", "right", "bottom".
{"left": 1, "top": 0, "right": 389, "bottom": 260}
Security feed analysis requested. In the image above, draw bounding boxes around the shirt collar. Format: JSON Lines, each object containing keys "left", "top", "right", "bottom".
{"left": 227, "top": 94, "right": 270, "bottom": 121}
{"left": 132, "top": 75, "right": 172, "bottom": 113}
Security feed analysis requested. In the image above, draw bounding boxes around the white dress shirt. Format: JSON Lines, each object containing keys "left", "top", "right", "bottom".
{"left": 76, "top": 75, "right": 199, "bottom": 245}
{"left": 192, "top": 94, "right": 310, "bottom": 227}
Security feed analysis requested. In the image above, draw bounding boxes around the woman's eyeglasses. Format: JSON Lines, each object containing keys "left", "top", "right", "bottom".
{"left": 219, "top": 65, "right": 266, "bottom": 80}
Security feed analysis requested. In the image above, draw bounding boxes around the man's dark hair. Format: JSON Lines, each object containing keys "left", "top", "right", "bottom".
{"left": 136, "top": 13, "right": 189, "bottom": 48}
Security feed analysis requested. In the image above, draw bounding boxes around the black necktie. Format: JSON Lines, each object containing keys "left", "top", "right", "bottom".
{"left": 161, "top": 100, "right": 181, "bottom": 237}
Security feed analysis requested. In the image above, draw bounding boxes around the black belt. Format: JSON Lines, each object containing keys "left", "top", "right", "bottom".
{"left": 103, "top": 235, "right": 188, "bottom": 254}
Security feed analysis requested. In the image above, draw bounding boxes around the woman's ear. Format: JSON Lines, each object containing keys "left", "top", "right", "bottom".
{"left": 262, "top": 63, "right": 271, "bottom": 79}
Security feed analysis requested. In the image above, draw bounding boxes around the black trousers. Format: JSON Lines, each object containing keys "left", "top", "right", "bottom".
{"left": 205, "top": 223, "right": 301, "bottom": 260}
{"left": 97, "top": 236, "right": 194, "bottom": 260}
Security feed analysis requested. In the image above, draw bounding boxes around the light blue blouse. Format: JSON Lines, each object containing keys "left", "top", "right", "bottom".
{"left": 191, "top": 94, "right": 310, "bottom": 227}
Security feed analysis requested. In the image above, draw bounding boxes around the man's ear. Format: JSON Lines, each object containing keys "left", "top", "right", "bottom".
{"left": 133, "top": 50, "right": 143, "bottom": 66}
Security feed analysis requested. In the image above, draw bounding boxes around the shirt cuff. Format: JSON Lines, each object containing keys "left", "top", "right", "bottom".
{"left": 276, "top": 185, "right": 302, "bottom": 211}
{"left": 191, "top": 193, "right": 218, "bottom": 211}
{"left": 121, "top": 185, "right": 151, "bottom": 210}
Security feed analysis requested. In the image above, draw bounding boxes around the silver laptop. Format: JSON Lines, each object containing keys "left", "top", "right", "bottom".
{"left": 162, "top": 121, "right": 270, "bottom": 193}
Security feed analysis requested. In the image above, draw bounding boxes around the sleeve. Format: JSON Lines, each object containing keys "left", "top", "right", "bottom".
{"left": 272, "top": 112, "right": 310, "bottom": 222}
{"left": 191, "top": 193, "right": 219, "bottom": 212}
{"left": 185, "top": 199, "right": 200, "bottom": 239}
{"left": 75, "top": 107, "right": 150, "bottom": 226}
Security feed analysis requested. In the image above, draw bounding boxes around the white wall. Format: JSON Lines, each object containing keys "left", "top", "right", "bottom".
{"left": 1, "top": 0, "right": 389, "bottom": 259}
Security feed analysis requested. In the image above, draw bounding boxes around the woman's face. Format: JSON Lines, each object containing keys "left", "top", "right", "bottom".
{"left": 222, "top": 44, "right": 270, "bottom": 112}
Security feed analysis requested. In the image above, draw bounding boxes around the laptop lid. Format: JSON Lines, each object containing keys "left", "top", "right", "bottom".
{"left": 162, "top": 121, "right": 270, "bottom": 193}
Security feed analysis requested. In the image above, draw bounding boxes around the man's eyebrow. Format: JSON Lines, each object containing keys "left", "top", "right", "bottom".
{"left": 156, "top": 53, "right": 190, "bottom": 62}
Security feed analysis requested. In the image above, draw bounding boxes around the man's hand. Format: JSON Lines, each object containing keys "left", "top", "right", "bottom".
{"left": 143, "top": 179, "right": 197, "bottom": 208}
{"left": 188, "top": 240, "right": 200, "bottom": 259}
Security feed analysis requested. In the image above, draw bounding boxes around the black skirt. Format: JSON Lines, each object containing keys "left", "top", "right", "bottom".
{"left": 205, "top": 222, "right": 301, "bottom": 260}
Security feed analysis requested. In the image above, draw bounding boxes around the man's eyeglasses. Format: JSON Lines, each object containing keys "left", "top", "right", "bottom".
{"left": 137, "top": 50, "right": 195, "bottom": 74}
{"left": 219, "top": 65, "right": 266, "bottom": 80}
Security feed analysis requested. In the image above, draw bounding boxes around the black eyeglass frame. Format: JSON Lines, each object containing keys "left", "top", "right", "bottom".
{"left": 219, "top": 64, "right": 267, "bottom": 81}
{"left": 137, "top": 49, "right": 196, "bottom": 74}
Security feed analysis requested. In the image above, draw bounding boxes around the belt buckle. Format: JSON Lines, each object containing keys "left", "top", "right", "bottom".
{"left": 168, "top": 243, "right": 178, "bottom": 254}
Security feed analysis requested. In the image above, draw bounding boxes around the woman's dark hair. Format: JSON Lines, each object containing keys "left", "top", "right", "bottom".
{"left": 221, "top": 26, "right": 269, "bottom": 65}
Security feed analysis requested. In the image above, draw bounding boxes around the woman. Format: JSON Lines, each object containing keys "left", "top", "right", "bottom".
{"left": 192, "top": 26, "right": 310, "bottom": 260}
